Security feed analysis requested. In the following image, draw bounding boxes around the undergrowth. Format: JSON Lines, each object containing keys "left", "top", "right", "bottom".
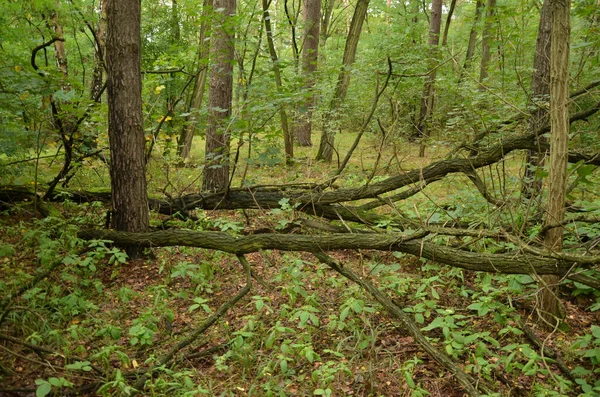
{"left": 1, "top": 195, "right": 599, "bottom": 396}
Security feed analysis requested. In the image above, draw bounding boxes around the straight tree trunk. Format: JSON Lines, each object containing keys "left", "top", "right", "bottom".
{"left": 463, "top": 0, "right": 484, "bottom": 71}
{"left": 441, "top": 0, "right": 457, "bottom": 47}
{"left": 522, "top": 0, "right": 551, "bottom": 200}
{"left": 539, "top": 0, "right": 571, "bottom": 326}
{"left": 316, "top": 0, "right": 369, "bottom": 162}
{"left": 178, "top": 0, "right": 212, "bottom": 160}
{"left": 106, "top": 0, "right": 149, "bottom": 257}
{"left": 479, "top": 0, "right": 496, "bottom": 88}
{"left": 203, "top": 0, "right": 235, "bottom": 191}
{"left": 413, "top": 0, "right": 442, "bottom": 158}
{"left": 295, "top": 0, "right": 321, "bottom": 147}
{"left": 263, "top": 0, "right": 293, "bottom": 162}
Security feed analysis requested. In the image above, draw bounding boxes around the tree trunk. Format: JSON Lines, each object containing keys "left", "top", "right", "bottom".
{"left": 295, "top": 0, "right": 321, "bottom": 147}
{"left": 413, "top": 0, "right": 442, "bottom": 157}
{"left": 479, "top": 0, "right": 496, "bottom": 88}
{"left": 539, "top": 0, "right": 571, "bottom": 327}
{"left": 178, "top": 0, "right": 212, "bottom": 160}
{"left": 203, "top": 0, "right": 235, "bottom": 191}
{"left": 316, "top": 0, "right": 369, "bottom": 162}
{"left": 522, "top": 0, "right": 551, "bottom": 200}
{"left": 106, "top": 0, "right": 150, "bottom": 257}
{"left": 441, "top": 0, "right": 457, "bottom": 47}
{"left": 263, "top": 0, "right": 294, "bottom": 162}
{"left": 320, "top": 0, "right": 336, "bottom": 49}
{"left": 463, "top": 0, "right": 484, "bottom": 71}
{"left": 90, "top": 0, "right": 107, "bottom": 102}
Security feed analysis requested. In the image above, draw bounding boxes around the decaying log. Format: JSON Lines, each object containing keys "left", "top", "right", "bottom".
{"left": 77, "top": 228, "right": 598, "bottom": 276}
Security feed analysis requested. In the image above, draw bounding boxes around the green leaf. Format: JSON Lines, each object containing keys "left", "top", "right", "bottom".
{"left": 35, "top": 382, "right": 51, "bottom": 397}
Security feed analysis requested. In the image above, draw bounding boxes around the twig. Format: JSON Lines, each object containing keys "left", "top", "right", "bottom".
{"left": 131, "top": 254, "right": 252, "bottom": 393}
{"left": 0, "top": 333, "right": 106, "bottom": 376}
{"left": 313, "top": 251, "right": 490, "bottom": 396}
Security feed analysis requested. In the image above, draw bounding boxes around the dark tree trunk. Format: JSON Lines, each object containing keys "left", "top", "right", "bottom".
{"left": 413, "top": 0, "right": 442, "bottom": 157}
{"left": 522, "top": 0, "right": 551, "bottom": 200}
{"left": 295, "top": 0, "right": 322, "bottom": 147}
{"left": 90, "top": 0, "right": 107, "bottom": 103}
{"left": 316, "top": 0, "right": 369, "bottom": 162}
{"left": 203, "top": 0, "right": 235, "bottom": 191}
{"left": 463, "top": 0, "right": 484, "bottom": 71}
{"left": 106, "top": 0, "right": 149, "bottom": 257}
{"left": 479, "top": 0, "right": 496, "bottom": 87}
{"left": 441, "top": 0, "right": 457, "bottom": 47}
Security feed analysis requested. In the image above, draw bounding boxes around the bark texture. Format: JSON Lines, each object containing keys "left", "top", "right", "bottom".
{"left": 106, "top": 0, "right": 150, "bottom": 254}
{"left": 539, "top": 0, "right": 571, "bottom": 326}
{"left": 463, "top": 0, "right": 484, "bottom": 71}
{"left": 203, "top": 0, "right": 235, "bottom": 191}
{"left": 316, "top": 0, "right": 369, "bottom": 162}
{"left": 77, "top": 228, "right": 592, "bottom": 277}
{"left": 479, "top": 0, "right": 496, "bottom": 87}
{"left": 178, "top": 0, "right": 212, "bottom": 160}
{"left": 295, "top": 0, "right": 321, "bottom": 147}
{"left": 263, "top": 0, "right": 293, "bottom": 162}
{"left": 522, "top": 0, "right": 551, "bottom": 200}
{"left": 413, "top": 0, "right": 442, "bottom": 157}
{"left": 90, "top": 0, "right": 107, "bottom": 103}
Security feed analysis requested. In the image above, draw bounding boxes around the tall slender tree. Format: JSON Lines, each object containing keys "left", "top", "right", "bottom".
{"left": 263, "top": 0, "right": 293, "bottom": 162}
{"left": 413, "top": 0, "right": 442, "bottom": 157}
{"left": 316, "top": 0, "right": 369, "bottom": 162}
{"left": 178, "top": 0, "right": 213, "bottom": 160}
{"left": 479, "top": 0, "right": 497, "bottom": 88}
{"left": 539, "top": 0, "right": 571, "bottom": 326}
{"left": 90, "top": 0, "right": 107, "bottom": 103}
{"left": 203, "top": 0, "right": 236, "bottom": 191}
{"left": 522, "top": 0, "right": 551, "bottom": 200}
{"left": 462, "top": 0, "right": 484, "bottom": 71}
{"left": 295, "top": 0, "right": 322, "bottom": 147}
{"left": 106, "top": 0, "right": 149, "bottom": 257}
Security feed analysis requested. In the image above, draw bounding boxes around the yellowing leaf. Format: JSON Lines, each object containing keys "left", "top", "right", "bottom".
{"left": 154, "top": 85, "right": 166, "bottom": 94}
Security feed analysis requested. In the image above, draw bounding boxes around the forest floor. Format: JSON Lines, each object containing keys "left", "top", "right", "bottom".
{"left": 1, "top": 134, "right": 599, "bottom": 396}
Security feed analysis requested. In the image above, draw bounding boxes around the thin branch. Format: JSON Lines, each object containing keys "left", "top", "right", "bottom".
{"left": 131, "top": 254, "right": 252, "bottom": 393}
{"left": 313, "top": 252, "right": 489, "bottom": 396}
{"left": 31, "top": 37, "right": 65, "bottom": 72}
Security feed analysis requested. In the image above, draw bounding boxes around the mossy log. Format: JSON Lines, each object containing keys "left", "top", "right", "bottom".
{"left": 78, "top": 228, "right": 593, "bottom": 276}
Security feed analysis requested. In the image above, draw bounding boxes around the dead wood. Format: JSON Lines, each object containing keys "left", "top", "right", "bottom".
{"left": 77, "top": 228, "right": 599, "bottom": 277}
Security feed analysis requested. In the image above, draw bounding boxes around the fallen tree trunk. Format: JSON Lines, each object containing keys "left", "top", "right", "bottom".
{"left": 78, "top": 228, "right": 598, "bottom": 276}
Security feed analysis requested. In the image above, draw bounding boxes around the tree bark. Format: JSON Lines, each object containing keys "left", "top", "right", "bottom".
{"left": 106, "top": 0, "right": 150, "bottom": 257}
{"left": 522, "top": 0, "right": 551, "bottom": 200}
{"left": 90, "top": 0, "right": 107, "bottom": 103}
{"left": 441, "top": 0, "right": 457, "bottom": 47}
{"left": 479, "top": 0, "right": 496, "bottom": 88}
{"left": 316, "top": 0, "right": 369, "bottom": 162}
{"left": 463, "top": 0, "right": 484, "bottom": 71}
{"left": 295, "top": 0, "right": 322, "bottom": 147}
{"left": 203, "top": 0, "right": 235, "bottom": 191}
{"left": 178, "top": 0, "right": 212, "bottom": 160}
{"left": 320, "top": 0, "right": 337, "bottom": 49}
{"left": 413, "top": 0, "right": 442, "bottom": 157}
{"left": 263, "top": 0, "right": 294, "bottom": 162}
{"left": 77, "top": 228, "right": 593, "bottom": 277}
{"left": 539, "top": 0, "right": 571, "bottom": 327}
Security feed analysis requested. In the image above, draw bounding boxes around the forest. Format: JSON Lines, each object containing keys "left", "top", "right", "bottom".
{"left": 1, "top": 0, "right": 600, "bottom": 395}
